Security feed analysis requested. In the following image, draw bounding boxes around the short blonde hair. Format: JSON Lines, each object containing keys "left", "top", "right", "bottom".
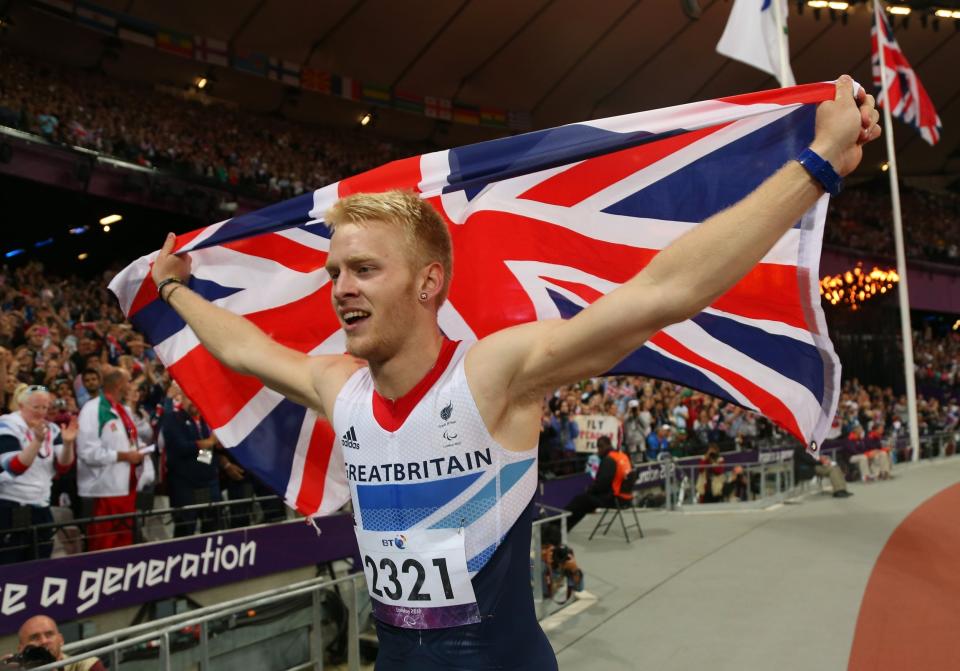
{"left": 326, "top": 190, "right": 453, "bottom": 305}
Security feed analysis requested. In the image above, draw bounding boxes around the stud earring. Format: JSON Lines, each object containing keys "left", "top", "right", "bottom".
{"left": 419, "top": 292, "right": 428, "bottom": 301}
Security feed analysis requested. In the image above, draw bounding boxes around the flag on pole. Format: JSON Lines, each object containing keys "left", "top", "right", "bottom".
{"left": 872, "top": 2, "right": 942, "bottom": 145}
{"left": 110, "top": 83, "right": 842, "bottom": 516}
{"left": 717, "top": 0, "right": 796, "bottom": 87}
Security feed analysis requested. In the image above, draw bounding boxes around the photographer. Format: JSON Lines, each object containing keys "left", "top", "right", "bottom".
{"left": 696, "top": 443, "right": 725, "bottom": 503}
{"left": 2, "top": 615, "right": 105, "bottom": 670}
{"left": 623, "top": 399, "right": 645, "bottom": 461}
{"left": 546, "top": 400, "right": 579, "bottom": 453}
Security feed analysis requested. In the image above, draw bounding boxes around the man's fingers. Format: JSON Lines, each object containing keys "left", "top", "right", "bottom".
{"left": 835, "top": 75, "right": 855, "bottom": 103}
{"left": 160, "top": 232, "right": 176, "bottom": 257}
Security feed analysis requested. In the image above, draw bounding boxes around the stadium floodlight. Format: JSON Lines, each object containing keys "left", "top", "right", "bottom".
{"left": 827, "top": 1, "right": 848, "bottom": 10}
{"left": 99, "top": 214, "right": 122, "bottom": 225}
{"left": 69, "top": 225, "right": 89, "bottom": 235}
{"left": 77, "top": 253, "right": 89, "bottom": 261}
{"left": 888, "top": 5, "right": 911, "bottom": 15}
{"left": 103, "top": 225, "right": 111, "bottom": 232}
{"left": 196, "top": 77, "right": 208, "bottom": 90}
{"left": 359, "top": 110, "right": 375, "bottom": 127}
{"left": 34, "top": 238, "right": 54, "bottom": 248}
{"left": 807, "top": 1, "right": 828, "bottom": 8}
{"left": 4, "top": 249, "right": 25, "bottom": 258}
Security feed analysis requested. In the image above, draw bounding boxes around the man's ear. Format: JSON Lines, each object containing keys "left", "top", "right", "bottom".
{"left": 418, "top": 262, "right": 445, "bottom": 301}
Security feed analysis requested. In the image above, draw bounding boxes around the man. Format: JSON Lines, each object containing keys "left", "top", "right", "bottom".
{"left": 623, "top": 399, "right": 646, "bottom": 460}
{"left": 10, "top": 615, "right": 105, "bottom": 671}
{"left": 564, "top": 436, "right": 633, "bottom": 530}
{"left": 150, "top": 79, "right": 878, "bottom": 670}
{"left": 161, "top": 395, "right": 221, "bottom": 537}
{"left": 0, "top": 387, "right": 77, "bottom": 563}
{"left": 76, "top": 369, "right": 148, "bottom": 551}
{"left": 74, "top": 368, "right": 101, "bottom": 408}
{"left": 646, "top": 424, "right": 672, "bottom": 461}
{"left": 793, "top": 445, "right": 852, "bottom": 498}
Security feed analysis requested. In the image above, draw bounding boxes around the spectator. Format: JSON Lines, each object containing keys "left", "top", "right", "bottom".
{"left": 793, "top": 445, "right": 852, "bottom": 498}
{"left": 695, "top": 443, "right": 725, "bottom": 503}
{"left": 564, "top": 436, "right": 632, "bottom": 530}
{"left": 161, "top": 395, "right": 221, "bottom": 537}
{"left": 9, "top": 615, "right": 106, "bottom": 670}
{"left": 74, "top": 368, "right": 101, "bottom": 408}
{"left": 545, "top": 401, "right": 579, "bottom": 453}
{"left": 76, "top": 369, "right": 151, "bottom": 550}
{"left": 0, "top": 387, "right": 77, "bottom": 563}
{"left": 646, "top": 424, "right": 671, "bottom": 461}
{"left": 622, "top": 399, "right": 645, "bottom": 460}
{"left": 722, "top": 465, "right": 750, "bottom": 502}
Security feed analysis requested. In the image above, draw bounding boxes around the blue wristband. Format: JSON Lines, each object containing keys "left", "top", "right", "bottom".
{"left": 797, "top": 148, "right": 842, "bottom": 197}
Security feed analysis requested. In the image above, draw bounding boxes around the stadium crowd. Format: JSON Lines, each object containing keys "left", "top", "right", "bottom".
{"left": 1, "top": 49, "right": 959, "bottom": 267}
{"left": 0, "top": 50, "right": 411, "bottom": 200}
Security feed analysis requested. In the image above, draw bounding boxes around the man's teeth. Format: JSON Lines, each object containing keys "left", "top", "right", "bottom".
{"left": 343, "top": 311, "right": 370, "bottom": 323}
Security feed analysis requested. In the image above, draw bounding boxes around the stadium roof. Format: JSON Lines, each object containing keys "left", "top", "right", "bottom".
{"left": 4, "top": 0, "right": 960, "bottom": 179}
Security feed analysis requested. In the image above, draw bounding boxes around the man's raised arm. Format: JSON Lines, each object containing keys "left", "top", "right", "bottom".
{"left": 150, "top": 234, "right": 352, "bottom": 415}
{"left": 472, "top": 77, "right": 881, "bottom": 401}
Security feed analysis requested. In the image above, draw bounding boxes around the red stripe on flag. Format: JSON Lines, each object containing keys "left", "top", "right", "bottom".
{"left": 446, "top": 208, "right": 807, "bottom": 336}
{"left": 338, "top": 156, "right": 423, "bottom": 196}
{"left": 718, "top": 82, "right": 836, "bottom": 107}
{"left": 244, "top": 283, "right": 339, "bottom": 353}
{"left": 127, "top": 271, "right": 159, "bottom": 319}
{"left": 539, "top": 276, "right": 604, "bottom": 304}
{"left": 519, "top": 124, "right": 731, "bottom": 207}
{"left": 650, "top": 331, "right": 804, "bottom": 441}
{"left": 168, "top": 348, "right": 263, "bottom": 428}
{"left": 223, "top": 233, "right": 327, "bottom": 273}
{"left": 172, "top": 226, "right": 211, "bottom": 253}
{"left": 294, "top": 420, "right": 337, "bottom": 513}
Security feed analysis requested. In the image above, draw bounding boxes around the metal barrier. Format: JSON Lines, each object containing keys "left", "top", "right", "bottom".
{"left": 29, "top": 571, "right": 366, "bottom": 671}
{"left": 3, "top": 494, "right": 285, "bottom": 560}
{"left": 663, "top": 457, "right": 795, "bottom": 510}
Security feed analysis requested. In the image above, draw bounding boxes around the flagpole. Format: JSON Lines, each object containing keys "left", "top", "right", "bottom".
{"left": 771, "top": 0, "right": 791, "bottom": 86}
{"left": 875, "top": 1, "right": 921, "bottom": 462}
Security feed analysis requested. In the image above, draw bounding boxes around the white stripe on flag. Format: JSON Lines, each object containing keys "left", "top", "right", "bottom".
{"left": 214, "top": 387, "right": 284, "bottom": 445}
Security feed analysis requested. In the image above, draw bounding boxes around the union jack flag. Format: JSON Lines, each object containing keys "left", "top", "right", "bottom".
{"left": 110, "top": 83, "right": 842, "bottom": 516}
{"left": 872, "top": 1, "right": 942, "bottom": 145}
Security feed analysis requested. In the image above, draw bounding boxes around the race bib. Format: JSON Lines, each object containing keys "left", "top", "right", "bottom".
{"left": 354, "top": 527, "right": 481, "bottom": 629}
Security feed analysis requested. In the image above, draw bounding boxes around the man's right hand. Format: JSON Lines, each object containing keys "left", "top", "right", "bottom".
{"left": 152, "top": 233, "right": 192, "bottom": 287}
{"left": 118, "top": 450, "right": 144, "bottom": 465}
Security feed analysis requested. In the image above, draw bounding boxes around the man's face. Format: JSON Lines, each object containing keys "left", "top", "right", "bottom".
{"left": 18, "top": 616, "right": 64, "bottom": 659}
{"left": 127, "top": 338, "right": 145, "bottom": 357}
{"left": 26, "top": 328, "right": 45, "bottom": 349}
{"left": 326, "top": 221, "right": 421, "bottom": 364}
{"left": 82, "top": 372, "right": 101, "bottom": 393}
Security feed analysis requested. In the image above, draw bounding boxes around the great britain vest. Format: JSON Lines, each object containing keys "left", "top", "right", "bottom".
{"left": 333, "top": 339, "right": 538, "bottom": 629}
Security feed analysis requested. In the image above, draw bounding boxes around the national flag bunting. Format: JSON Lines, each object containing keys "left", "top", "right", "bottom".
{"left": 110, "top": 83, "right": 842, "bottom": 517}
{"left": 392, "top": 90, "right": 425, "bottom": 115}
{"left": 156, "top": 30, "right": 193, "bottom": 59}
{"left": 117, "top": 15, "right": 156, "bottom": 48}
{"left": 871, "top": 2, "right": 942, "bottom": 145}
{"left": 268, "top": 58, "right": 301, "bottom": 87}
{"left": 300, "top": 68, "right": 331, "bottom": 94}
{"left": 194, "top": 36, "right": 228, "bottom": 67}
{"left": 232, "top": 50, "right": 269, "bottom": 77}
{"left": 74, "top": 0, "right": 116, "bottom": 34}
{"left": 332, "top": 75, "right": 361, "bottom": 101}
{"left": 362, "top": 83, "right": 392, "bottom": 107}
{"left": 425, "top": 96, "right": 452, "bottom": 121}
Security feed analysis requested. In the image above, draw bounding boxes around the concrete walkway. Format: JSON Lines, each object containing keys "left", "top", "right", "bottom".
{"left": 547, "top": 457, "right": 960, "bottom": 671}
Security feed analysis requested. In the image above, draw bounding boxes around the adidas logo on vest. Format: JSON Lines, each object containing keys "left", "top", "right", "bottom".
{"left": 341, "top": 426, "right": 360, "bottom": 450}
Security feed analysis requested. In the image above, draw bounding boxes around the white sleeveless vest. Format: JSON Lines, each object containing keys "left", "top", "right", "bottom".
{"left": 333, "top": 341, "right": 538, "bottom": 575}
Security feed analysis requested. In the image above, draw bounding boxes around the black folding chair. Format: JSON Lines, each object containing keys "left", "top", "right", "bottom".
{"left": 588, "top": 470, "right": 644, "bottom": 542}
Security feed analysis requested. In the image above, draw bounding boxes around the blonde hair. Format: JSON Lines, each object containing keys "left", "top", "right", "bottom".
{"left": 325, "top": 190, "right": 453, "bottom": 305}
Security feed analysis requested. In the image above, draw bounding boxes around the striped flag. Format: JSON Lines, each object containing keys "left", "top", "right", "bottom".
{"left": 117, "top": 15, "right": 156, "bottom": 48}
{"left": 362, "top": 83, "right": 392, "bottom": 107}
{"left": 332, "top": 75, "right": 361, "bottom": 101}
{"left": 156, "top": 30, "right": 193, "bottom": 59}
{"left": 872, "top": 2, "right": 942, "bottom": 145}
{"left": 74, "top": 0, "right": 116, "bottom": 34}
{"left": 110, "top": 83, "right": 842, "bottom": 515}
{"left": 717, "top": 0, "right": 795, "bottom": 87}
{"left": 232, "top": 50, "right": 268, "bottom": 77}
{"left": 300, "top": 68, "right": 331, "bottom": 94}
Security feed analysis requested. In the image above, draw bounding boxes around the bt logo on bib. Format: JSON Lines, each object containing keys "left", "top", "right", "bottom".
{"left": 383, "top": 534, "right": 408, "bottom": 549}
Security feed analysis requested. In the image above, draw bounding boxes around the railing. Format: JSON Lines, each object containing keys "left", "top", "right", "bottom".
{"left": 29, "top": 572, "right": 366, "bottom": 671}
{"left": 3, "top": 494, "right": 285, "bottom": 561}
{"left": 662, "top": 457, "right": 795, "bottom": 510}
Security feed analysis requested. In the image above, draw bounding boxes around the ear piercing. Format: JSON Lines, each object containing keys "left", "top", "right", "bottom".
{"left": 419, "top": 292, "right": 428, "bottom": 301}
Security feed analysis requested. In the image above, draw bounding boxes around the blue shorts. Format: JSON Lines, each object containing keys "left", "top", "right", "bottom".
{"left": 373, "top": 500, "right": 557, "bottom": 670}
